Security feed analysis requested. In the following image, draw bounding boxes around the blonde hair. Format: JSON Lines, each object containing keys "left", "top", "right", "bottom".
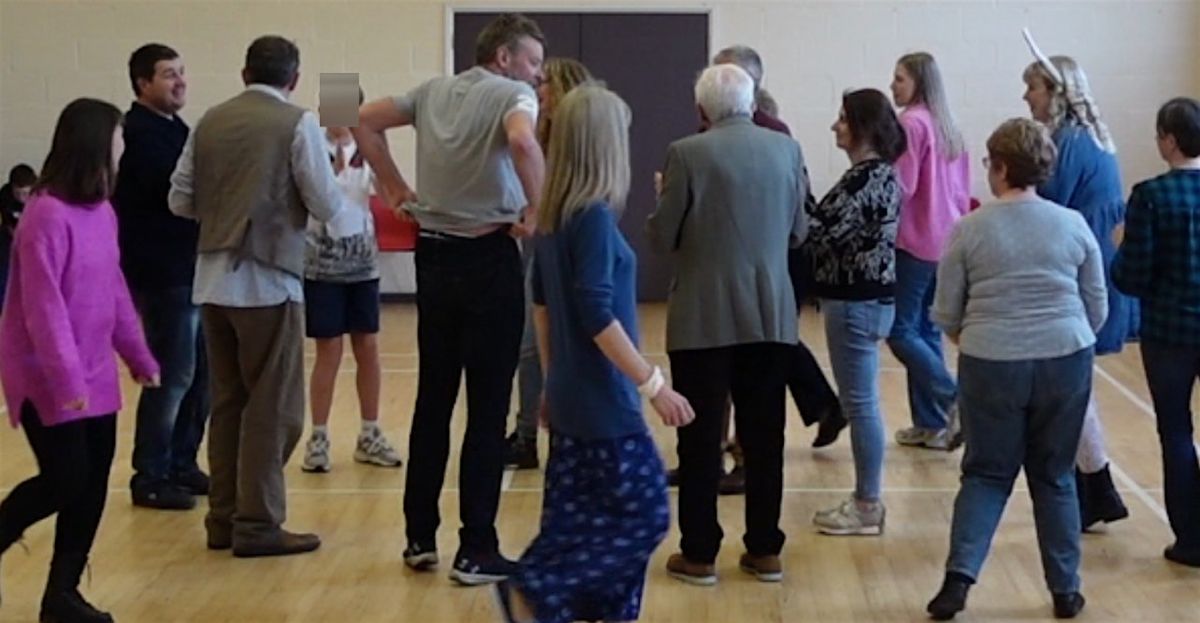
{"left": 536, "top": 57, "right": 594, "bottom": 149}
{"left": 897, "top": 52, "right": 966, "bottom": 159}
{"left": 537, "top": 85, "right": 631, "bottom": 234}
{"left": 1022, "top": 56, "right": 1117, "bottom": 153}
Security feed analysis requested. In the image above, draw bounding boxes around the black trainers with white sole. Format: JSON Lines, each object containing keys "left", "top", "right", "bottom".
{"left": 450, "top": 550, "right": 519, "bottom": 586}
{"left": 403, "top": 542, "right": 439, "bottom": 571}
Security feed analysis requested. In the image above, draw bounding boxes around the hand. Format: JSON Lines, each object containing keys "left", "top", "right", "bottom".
{"left": 651, "top": 385, "right": 695, "bottom": 428}
{"left": 1112, "top": 224, "right": 1125, "bottom": 246}
{"left": 388, "top": 186, "right": 419, "bottom": 223}
{"left": 509, "top": 206, "right": 537, "bottom": 239}
{"left": 653, "top": 171, "right": 663, "bottom": 198}
{"left": 64, "top": 397, "right": 88, "bottom": 411}
{"left": 136, "top": 373, "right": 161, "bottom": 388}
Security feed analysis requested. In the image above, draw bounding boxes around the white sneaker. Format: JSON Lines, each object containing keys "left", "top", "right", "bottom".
{"left": 302, "top": 434, "right": 331, "bottom": 473}
{"left": 355, "top": 428, "right": 403, "bottom": 467}
{"left": 895, "top": 426, "right": 957, "bottom": 450}
{"left": 813, "top": 498, "right": 885, "bottom": 536}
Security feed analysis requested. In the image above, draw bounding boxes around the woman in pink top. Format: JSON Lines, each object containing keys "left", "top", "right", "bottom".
{"left": 0, "top": 98, "right": 160, "bottom": 623}
{"left": 886, "top": 52, "right": 971, "bottom": 451}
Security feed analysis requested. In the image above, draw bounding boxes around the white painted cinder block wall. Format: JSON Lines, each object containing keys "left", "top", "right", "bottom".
{"left": 1, "top": 0, "right": 1198, "bottom": 202}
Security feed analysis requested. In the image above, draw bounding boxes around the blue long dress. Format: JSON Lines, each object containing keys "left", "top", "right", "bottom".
{"left": 1038, "top": 119, "right": 1138, "bottom": 354}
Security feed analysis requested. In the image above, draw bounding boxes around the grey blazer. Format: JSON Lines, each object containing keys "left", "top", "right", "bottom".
{"left": 647, "top": 115, "right": 809, "bottom": 352}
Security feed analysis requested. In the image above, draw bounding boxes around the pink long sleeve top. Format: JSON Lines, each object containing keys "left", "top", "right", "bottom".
{"left": 0, "top": 191, "right": 159, "bottom": 428}
{"left": 894, "top": 104, "right": 971, "bottom": 262}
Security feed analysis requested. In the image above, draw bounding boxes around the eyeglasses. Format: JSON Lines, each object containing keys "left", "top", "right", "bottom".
{"left": 981, "top": 156, "right": 991, "bottom": 168}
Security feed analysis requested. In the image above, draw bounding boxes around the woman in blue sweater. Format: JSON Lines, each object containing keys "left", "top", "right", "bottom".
{"left": 493, "top": 85, "right": 694, "bottom": 623}
{"left": 1022, "top": 52, "right": 1132, "bottom": 530}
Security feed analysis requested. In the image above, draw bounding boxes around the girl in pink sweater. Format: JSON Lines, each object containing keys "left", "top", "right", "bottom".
{"left": 886, "top": 52, "right": 971, "bottom": 451}
{"left": 0, "top": 98, "right": 159, "bottom": 623}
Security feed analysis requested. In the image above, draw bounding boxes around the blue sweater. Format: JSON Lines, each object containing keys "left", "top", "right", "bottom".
{"left": 531, "top": 203, "right": 647, "bottom": 440}
{"left": 1038, "top": 120, "right": 1137, "bottom": 354}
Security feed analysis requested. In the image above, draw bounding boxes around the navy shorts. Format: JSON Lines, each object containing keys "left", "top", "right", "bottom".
{"left": 303, "top": 278, "right": 381, "bottom": 339}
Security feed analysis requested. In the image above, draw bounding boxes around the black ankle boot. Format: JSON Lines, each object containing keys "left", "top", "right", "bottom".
{"left": 1052, "top": 592, "right": 1085, "bottom": 618}
{"left": 39, "top": 555, "right": 113, "bottom": 623}
{"left": 927, "top": 572, "right": 973, "bottom": 620}
{"left": 1080, "top": 465, "right": 1129, "bottom": 529}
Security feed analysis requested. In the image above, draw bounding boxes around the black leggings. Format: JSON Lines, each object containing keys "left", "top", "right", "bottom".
{"left": 0, "top": 402, "right": 115, "bottom": 566}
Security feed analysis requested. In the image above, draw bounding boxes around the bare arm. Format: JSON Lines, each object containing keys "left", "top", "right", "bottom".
{"left": 505, "top": 109, "right": 544, "bottom": 237}
{"left": 352, "top": 98, "right": 416, "bottom": 216}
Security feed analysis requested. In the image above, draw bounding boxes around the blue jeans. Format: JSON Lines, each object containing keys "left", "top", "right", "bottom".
{"left": 130, "top": 287, "right": 210, "bottom": 489}
{"left": 822, "top": 299, "right": 894, "bottom": 501}
{"left": 1139, "top": 340, "right": 1200, "bottom": 552}
{"left": 946, "top": 347, "right": 1092, "bottom": 593}
{"left": 887, "top": 250, "right": 957, "bottom": 430}
{"left": 515, "top": 242, "right": 543, "bottom": 441}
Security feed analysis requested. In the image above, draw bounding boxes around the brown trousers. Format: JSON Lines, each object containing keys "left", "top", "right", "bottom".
{"left": 201, "top": 303, "right": 304, "bottom": 542}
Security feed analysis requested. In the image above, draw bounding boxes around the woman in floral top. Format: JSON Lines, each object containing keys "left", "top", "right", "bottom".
{"left": 807, "top": 88, "right": 906, "bottom": 537}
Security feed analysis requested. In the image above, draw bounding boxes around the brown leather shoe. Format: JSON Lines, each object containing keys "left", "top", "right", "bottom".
{"left": 738, "top": 553, "right": 783, "bottom": 582}
{"left": 666, "top": 553, "right": 716, "bottom": 586}
{"left": 232, "top": 530, "right": 321, "bottom": 558}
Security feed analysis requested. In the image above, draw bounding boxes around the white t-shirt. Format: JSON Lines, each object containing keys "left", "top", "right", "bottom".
{"left": 304, "top": 135, "right": 380, "bottom": 282}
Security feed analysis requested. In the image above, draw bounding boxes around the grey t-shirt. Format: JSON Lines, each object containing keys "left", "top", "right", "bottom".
{"left": 931, "top": 197, "right": 1108, "bottom": 361}
{"left": 393, "top": 67, "right": 538, "bottom": 236}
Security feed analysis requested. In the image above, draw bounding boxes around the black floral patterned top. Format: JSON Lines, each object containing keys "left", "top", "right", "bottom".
{"left": 806, "top": 158, "right": 902, "bottom": 300}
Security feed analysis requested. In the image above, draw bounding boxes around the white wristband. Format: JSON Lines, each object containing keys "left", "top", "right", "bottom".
{"left": 638, "top": 366, "right": 665, "bottom": 399}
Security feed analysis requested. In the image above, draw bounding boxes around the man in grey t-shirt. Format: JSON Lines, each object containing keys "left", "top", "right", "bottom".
{"left": 354, "top": 12, "right": 545, "bottom": 585}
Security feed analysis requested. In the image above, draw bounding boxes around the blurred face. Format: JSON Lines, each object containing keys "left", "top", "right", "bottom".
{"left": 1023, "top": 76, "right": 1054, "bottom": 123}
{"left": 497, "top": 36, "right": 545, "bottom": 88}
{"left": 138, "top": 57, "right": 187, "bottom": 115}
{"left": 891, "top": 64, "right": 916, "bottom": 107}
{"left": 12, "top": 186, "right": 32, "bottom": 203}
{"left": 831, "top": 107, "right": 853, "bottom": 152}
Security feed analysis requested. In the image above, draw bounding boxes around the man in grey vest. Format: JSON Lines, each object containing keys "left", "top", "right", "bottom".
{"left": 354, "top": 13, "right": 545, "bottom": 584}
{"left": 648, "top": 64, "right": 808, "bottom": 585}
{"left": 169, "top": 35, "right": 346, "bottom": 558}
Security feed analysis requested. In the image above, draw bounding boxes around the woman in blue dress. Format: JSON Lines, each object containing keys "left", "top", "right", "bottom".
{"left": 1022, "top": 51, "right": 1134, "bottom": 530}
{"left": 493, "top": 84, "right": 695, "bottom": 623}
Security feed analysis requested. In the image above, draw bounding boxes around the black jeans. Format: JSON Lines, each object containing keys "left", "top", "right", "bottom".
{"left": 404, "top": 230, "right": 523, "bottom": 555}
{"left": 670, "top": 343, "right": 790, "bottom": 563}
{"left": 788, "top": 247, "right": 840, "bottom": 425}
{"left": 0, "top": 403, "right": 116, "bottom": 569}
{"left": 1140, "top": 340, "right": 1200, "bottom": 552}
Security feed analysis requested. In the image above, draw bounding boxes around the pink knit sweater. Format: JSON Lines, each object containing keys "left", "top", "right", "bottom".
{"left": 0, "top": 191, "right": 159, "bottom": 427}
{"left": 894, "top": 105, "right": 971, "bottom": 262}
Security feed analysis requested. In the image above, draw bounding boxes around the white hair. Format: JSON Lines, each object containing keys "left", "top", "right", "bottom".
{"left": 694, "top": 64, "right": 754, "bottom": 123}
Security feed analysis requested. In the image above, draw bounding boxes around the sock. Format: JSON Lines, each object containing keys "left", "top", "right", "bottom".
{"left": 361, "top": 420, "right": 379, "bottom": 435}
{"left": 312, "top": 425, "right": 328, "bottom": 438}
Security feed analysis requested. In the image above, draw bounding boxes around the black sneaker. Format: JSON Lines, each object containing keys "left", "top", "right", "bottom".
{"left": 171, "top": 468, "right": 211, "bottom": 496}
{"left": 1164, "top": 543, "right": 1200, "bottom": 568}
{"left": 1052, "top": 592, "right": 1085, "bottom": 619}
{"left": 403, "top": 542, "right": 439, "bottom": 571}
{"left": 132, "top": 481, "right": 196, "bottom": 511}
{"left": 504, "top": 433, "right": 539, "bottom": 470}
{"left": 719, "top": 466, "right": 746, "bottom": 496}
{"left": 927, "top": 573, "right": 972, "bottom": 620}
{"left": 450, "top": 550, "right": 519, "bottom": 586}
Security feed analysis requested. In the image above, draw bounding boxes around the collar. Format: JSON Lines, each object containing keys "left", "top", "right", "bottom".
{"left": 246, "top": 83, "right": 289, "bottom": 102}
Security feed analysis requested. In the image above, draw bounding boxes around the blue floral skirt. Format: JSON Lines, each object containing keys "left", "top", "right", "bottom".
{"left": 514, "top": 432, "right": 670, "bottom": 623}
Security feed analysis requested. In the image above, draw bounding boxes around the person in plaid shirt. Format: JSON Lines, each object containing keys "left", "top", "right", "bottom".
{"left": 1112, "top": 96, "right": 1200, "bottom": 568}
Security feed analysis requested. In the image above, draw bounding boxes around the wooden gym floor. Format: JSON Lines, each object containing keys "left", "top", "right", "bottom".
{"left": 1, "top": 304, "right": 1198, "bottom": 622}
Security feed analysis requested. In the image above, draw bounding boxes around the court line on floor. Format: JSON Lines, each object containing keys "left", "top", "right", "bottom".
{"left": 1093, "top": 365, "right": 1174, "bottom": 526}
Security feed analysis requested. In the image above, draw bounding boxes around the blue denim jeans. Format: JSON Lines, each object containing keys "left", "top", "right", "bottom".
{"left": 1140, "top": 340, "right": 1200, "bottom": 552}
{"left": 515, "top": 241, "right": 543, "bottom": 442}
{"left": 130, "top": 287, "right": 210, "bottom": 489}
{"left": 945, "top": 347, "right": 1092, "bottom": 594}
{"left": 822, "top": 299, "right": 894, "bottom": 501}
{"left": 886, "top": 250, "right": 957, "bottom": 430}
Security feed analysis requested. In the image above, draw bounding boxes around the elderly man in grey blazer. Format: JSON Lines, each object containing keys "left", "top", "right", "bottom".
{"left": 648, "top": 63, "right": 808, "bottom": 586}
